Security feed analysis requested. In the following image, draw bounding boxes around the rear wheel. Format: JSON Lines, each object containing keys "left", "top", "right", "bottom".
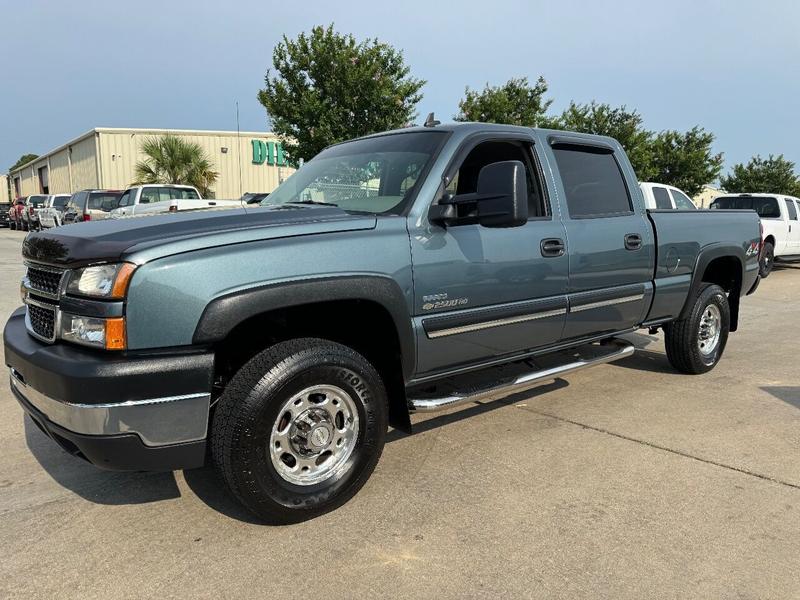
{"left": 212, "top": 338, "right": 388, "bottom": 524}
{"left": 759, "top": 241, "right": 774, "bottom": 278}
{"left": 664, "top": 283, "right": 730, "bottom": 374}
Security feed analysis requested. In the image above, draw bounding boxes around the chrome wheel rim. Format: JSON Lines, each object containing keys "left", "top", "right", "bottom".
{"left": 269, "top": 384, "right": 360, "bottom": 486}
{"left": 698, "top": 304, "right": 721, "bottom": 356}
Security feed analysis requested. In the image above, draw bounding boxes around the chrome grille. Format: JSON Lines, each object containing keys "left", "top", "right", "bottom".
{"left": 25, "top": 264, "right": 65, "bottom": 298}
{"left": 26, "top": 302, "right": 57, "bottom": 342}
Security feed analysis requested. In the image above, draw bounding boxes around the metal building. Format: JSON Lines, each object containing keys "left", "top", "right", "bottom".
{"left": 8, "top": 128, "right": 295, "bottom": 199}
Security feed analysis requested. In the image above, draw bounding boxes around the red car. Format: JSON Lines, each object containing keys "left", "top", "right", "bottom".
{"left": 9, "top": 198, "right": 26, "bottom": 231}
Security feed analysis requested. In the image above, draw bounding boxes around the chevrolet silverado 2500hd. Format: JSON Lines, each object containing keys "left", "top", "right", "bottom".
{"left": 5, "top": 123, "right": 761, "bottom": 523}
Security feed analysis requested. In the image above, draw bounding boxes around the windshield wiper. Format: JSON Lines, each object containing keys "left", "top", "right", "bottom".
{"left": 284, "top": 200, "right": 338, "bottom": 207}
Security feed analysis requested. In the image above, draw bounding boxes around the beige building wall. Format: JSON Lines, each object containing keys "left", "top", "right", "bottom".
{"left": 70, "top": 134, "right": 100, "bottom": 190}
{"left": 97, "top": 128, "right": 292, "bottom": 198}
{"left": 694, "top": 184, "right": 725, "bottom": 208}
{"left": 0, "top": 175, "right": 9, "bottom": 202}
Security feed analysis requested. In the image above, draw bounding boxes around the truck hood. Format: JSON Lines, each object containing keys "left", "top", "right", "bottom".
{"left": 22, "top": 205, "right": 377, "bottom": 267}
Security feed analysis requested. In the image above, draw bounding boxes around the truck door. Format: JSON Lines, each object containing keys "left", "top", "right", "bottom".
{"left": 784, "top": 198, "right": 800, "bottom": 253}
{"left": 409, "top": 135, "right": 569, "bottom": 377}
{"left": 545, "top": 138, "right": 654, "bottom": 341}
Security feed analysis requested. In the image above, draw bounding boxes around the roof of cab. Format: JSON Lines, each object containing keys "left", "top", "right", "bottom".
{"left": 351, "top": 121, "right": 620, "bottom": 147}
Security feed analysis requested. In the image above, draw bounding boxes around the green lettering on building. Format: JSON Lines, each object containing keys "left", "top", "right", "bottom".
{"left": 251, "top": 139, "right": 287, "bottom": 167}
{"left": 251, "top": 140, "right": 267, "bottom": 165}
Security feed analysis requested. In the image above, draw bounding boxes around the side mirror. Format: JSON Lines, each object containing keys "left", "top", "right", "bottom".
{"left": 474, "top": 160, "right": 528, "bottom": 227}
{"left": 430, "top": 160, "right": 529, "bottom": 228}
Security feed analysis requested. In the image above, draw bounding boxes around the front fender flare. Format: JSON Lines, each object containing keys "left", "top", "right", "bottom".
{"left": 192, "top": 275, "right": 416, "bottom": 382}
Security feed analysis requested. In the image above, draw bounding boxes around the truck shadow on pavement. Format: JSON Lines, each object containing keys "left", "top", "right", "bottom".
{"left": 760, "top": 386, "right": 800, "bottom": 409}
{"left": 24, "top": 418, "right": 181, "bottom": 505}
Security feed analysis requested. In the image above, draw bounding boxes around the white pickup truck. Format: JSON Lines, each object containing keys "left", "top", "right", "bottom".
{"left": 710, "top": 193, "right": 800, "bottom": 277}
{"left": 111, "top": 184, "right": 241, "bottom": 217}
{"left": 640, "top": 182, "right": 697, "bottom": 210}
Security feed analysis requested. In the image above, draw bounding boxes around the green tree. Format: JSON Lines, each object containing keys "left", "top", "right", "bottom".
{"left": 9, "top": 153, "right": 38, "bottom": 171}
{"left": 720, "top": 154, "right": 800, "bottom": 196}
{"left": 649, "top": 127, "right": 724, "bottom": 196}
{"left": 258, "top": 24, "right": 425, "bottom": 162}
{"left": 546, "top": 101, "right": 655, "bottom": 179}
{"left": 454, "top": 77, "right": 552, "bottom": 126}
{"left": 132, "top": 135, "right": 218, "bottom": 197}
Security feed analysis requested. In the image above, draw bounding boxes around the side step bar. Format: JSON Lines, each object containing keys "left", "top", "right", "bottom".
{"left": 407, "top": 339, "right": 634, "bottom": 413}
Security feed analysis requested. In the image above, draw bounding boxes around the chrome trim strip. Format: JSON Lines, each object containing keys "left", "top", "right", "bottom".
{"left": 427, "top": 308, "right": 567, "bottom": 339}
{"left": 570, "top": 294, "right": 644, "bottom": 313}
{"left": 409, "top": 339, "right": 634, "bottom": 412}
{"left": 10, "top": 369, "right": 210, "bottom": 446}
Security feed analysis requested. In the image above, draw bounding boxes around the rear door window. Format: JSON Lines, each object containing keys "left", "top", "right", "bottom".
{"left": 670, "top": 189, "right": 696, "bottom": 210}
{"left": 785, "top": 199, "right": 798, "bottom": 220}
{"left": 140, "top": 188, "right": 159, "bottom": 204}
{"left": 652, "top": 187, "right": 672, "bottom": 209}
{"left": 552, "top": 145, "right": 632, "bottom": 218}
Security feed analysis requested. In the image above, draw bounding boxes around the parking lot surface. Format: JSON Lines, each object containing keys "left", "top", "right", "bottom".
{"left": 0, "top": 228, "right": 798, "bottom": 599}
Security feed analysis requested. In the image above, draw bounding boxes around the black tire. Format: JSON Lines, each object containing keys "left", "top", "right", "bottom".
{"left": 211, "top": 338, "right": 388, "bottom": 524}
{"left": 664, "top": 283, "right": 730, "bottom": 374}
{"left": 759, "top": 241, "right": 774, "bottom": 278}
{"left": 21, "top": 221, "right": 28, "bottom": 232}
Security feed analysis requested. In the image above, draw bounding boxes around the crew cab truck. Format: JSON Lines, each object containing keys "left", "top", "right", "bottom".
{"left": 111, "top": 184, "right": 240, "bottom": 217}
{"left": 5, "top": 123, "right": 760, "bottom": 524}
{"left": 710, "top": 193, "right": 800, "bottom": 277}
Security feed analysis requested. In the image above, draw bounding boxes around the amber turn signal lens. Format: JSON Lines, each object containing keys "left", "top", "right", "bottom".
{"left": 111, "top": 263, "right": 137, "bottom": 298}
{"left": 105, "top": 317, "right": 126, "bottom": 350}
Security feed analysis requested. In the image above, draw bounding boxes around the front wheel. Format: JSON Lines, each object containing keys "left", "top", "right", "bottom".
{"left": 211, "top": 338, "right": 388, "bottom": 524}
{"left": 759, "top": 241, "right": 774, "bottom": 278}
{"left": 664, "top": 283, "right": 730, "bottom": 374}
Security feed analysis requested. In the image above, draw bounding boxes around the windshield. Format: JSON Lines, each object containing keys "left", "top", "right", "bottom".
{"left": 53, "top": 197, "right": 69, "bottom": 208}
{"left": 711, "top": 196, "right": 780, "bottom": 218}
{"left": 262, "top": 131, "right": 446, "bottom": 214}
{"left": 29, "top": 196, "right": 47, "bottom": 207}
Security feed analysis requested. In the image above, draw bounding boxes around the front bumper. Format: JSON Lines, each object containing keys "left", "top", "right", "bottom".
{"left": 4, "top": 307, "right": 213, "bottom": 471}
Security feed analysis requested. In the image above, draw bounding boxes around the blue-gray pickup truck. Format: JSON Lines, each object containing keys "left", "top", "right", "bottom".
{"left": 5, "top": 123, "right": 761, "bottom": 523}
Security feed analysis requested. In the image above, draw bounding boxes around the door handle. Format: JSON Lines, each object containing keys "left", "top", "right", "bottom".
{"left": 540, "top": 238, "right": 565, "bottom": 257}
{"left": 624, "top": 233, "right": 642, "bottom": 251}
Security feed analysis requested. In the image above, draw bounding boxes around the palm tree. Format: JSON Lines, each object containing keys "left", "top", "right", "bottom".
{"left": 132, "top": 135, "right": 219, "bottom": 197}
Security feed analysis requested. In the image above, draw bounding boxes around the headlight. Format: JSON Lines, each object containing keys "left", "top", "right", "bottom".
{"left": 61, "top": 314, "right": 126, "bottom": 350}
{"left": 66, "top": 263, "right": 136, "bottom": 299}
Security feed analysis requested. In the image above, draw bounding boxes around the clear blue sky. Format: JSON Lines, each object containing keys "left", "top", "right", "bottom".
{"left": 3, "top": 0, "right": 799, "bottom": 178}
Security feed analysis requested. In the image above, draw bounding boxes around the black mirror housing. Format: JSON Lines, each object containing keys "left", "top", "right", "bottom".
{"left": 475, "top": 160, "right": 528, "bottom": 227}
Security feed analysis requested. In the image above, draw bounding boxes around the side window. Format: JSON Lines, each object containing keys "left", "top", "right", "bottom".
{"left": 551, "top": 145, "right": 632, "bottom": 218}
{"left": 140, "top": 188, "right": 159, "bottom": 204}
{"left": 652, "top": 187, "right": 672, "bottom": 209}
{"left": 671, "top": 189, "right": 696, "bottom": 210}
{"left": 118, "top": 191, "right": 131, "bottom": 207}
{"left": 785, "top": 199, "right": 798, "bottom": 220}
{"left": 444, "top": 140, "right": 548, "bottom": 218}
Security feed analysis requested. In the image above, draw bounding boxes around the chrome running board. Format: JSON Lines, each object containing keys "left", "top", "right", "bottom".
{"left": 407, "top": 339, "right": 634, "bottom": 413}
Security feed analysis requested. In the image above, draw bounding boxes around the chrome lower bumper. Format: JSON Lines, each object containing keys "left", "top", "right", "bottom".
{"left": 10, "top": 368, "right": 210, "bottom": 447}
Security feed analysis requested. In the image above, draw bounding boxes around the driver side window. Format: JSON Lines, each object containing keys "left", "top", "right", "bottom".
{"left": 445, "top": 140, "right": 548, "bottom": 218}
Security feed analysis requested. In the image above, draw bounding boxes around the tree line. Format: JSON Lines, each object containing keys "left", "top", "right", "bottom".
{"left": 258, "top": 25, "right": 800, "bottom": 198}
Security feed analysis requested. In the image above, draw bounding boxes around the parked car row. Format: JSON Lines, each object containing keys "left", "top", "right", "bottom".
{"left": 5, "top": 184, "right": 247, "bottom": 233}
